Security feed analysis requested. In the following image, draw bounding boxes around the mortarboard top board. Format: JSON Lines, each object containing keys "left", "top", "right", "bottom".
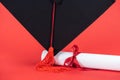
{"left": 1, "top": 0, "right": 115, "bottom": 55}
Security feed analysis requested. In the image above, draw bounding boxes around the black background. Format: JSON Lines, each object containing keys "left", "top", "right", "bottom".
{"left": 0, "top": 0, "right": 115, "bottom": 54}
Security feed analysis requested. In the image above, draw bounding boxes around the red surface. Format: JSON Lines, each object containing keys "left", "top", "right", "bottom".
{"left": 0, "top": 0, "right": 120, "bottom": 80}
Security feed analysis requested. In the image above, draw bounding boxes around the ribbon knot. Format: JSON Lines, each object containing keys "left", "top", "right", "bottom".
{"left": 64, "top": 45, "right": 81, "bottom": 68}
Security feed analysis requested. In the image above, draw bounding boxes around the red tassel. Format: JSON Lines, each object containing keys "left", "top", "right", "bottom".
{"left": 36, "top": 1, "right": 71, "bottom": 72}
{"left": 36, "top": 46, "right": 71, "bottom": 72}
{"left": 37, "top": 46, "right": 54, "bottom": 66}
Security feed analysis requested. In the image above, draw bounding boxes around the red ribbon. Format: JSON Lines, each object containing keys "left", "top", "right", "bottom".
{"left": 64, "top": 45, "right": 81, "bottom": 68}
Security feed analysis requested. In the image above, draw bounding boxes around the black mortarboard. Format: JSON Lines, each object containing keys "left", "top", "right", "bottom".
{"left": 1, "top": 0, "right": 115, "bottom": 55}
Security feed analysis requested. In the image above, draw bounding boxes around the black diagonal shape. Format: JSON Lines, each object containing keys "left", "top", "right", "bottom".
{"left": 1, "top": 0, "right": 115, "bottom": 55}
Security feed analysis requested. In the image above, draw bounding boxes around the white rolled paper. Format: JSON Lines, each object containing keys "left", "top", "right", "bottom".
{"left": 55, "top": 51, "right": 120, "bottom": 71}
{"left": 41, "top": 50, "right": 120, "bottom": 71}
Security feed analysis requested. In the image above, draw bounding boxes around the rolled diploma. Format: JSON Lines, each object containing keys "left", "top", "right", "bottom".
{"left": 55, "top": 51, "right": 120, "bottom": 71}
{"left": 41, "top": 50, "right": 120, "bottom": 71}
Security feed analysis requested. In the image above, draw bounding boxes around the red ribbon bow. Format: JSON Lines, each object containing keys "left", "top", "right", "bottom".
{"left": 64, "top": 45, "right": 81, "bottom": 68}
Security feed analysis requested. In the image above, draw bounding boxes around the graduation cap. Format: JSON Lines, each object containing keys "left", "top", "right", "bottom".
{"left": 0, "top": 0, "right": 115, "bottom": 71}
